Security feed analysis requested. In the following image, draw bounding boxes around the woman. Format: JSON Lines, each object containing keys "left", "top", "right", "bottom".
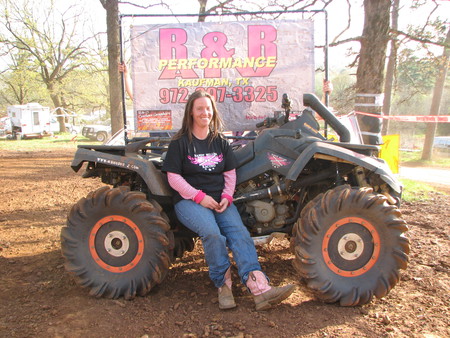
{"left": 162, "top": 90, "right": 295, "bottom": 311}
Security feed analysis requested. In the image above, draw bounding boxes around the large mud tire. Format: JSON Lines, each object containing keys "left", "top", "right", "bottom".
{"left": 291, "top": 185, "right": 410, "bottom": 306}
{"left": 61, "top": 186, "right": 172, "bottom": 300}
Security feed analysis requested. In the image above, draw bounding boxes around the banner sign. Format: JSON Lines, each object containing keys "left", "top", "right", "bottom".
{"left": 130, "top": 20, "right": 315, "bottom": 132}
{"left": 355, "top": 111, "right": 450, "bottom": 123}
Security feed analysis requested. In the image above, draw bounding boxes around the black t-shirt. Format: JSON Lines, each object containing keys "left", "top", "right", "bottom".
{"left": 162, "top": 133, "right": 237, "bottom": 204}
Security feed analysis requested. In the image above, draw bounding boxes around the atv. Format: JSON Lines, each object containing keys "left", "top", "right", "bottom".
{"left": 61, "top": 93, "right": 409, "bottom": 306}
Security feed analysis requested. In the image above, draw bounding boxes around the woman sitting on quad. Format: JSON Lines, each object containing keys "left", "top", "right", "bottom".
{"left": 162, "top": 90, "right": 295, "bottom": 311}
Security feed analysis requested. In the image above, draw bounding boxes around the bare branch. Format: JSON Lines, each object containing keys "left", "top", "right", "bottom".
{"left": 418, "top": 0, "right": 439, "bottom": 36}
{"left": 316, "top": 36, "right": 362, "bottom": 48}
{"left": 204, "top": 0, "right": 235, "bottom": 15}
{"left": 331, "top": 0, "right": 352, "bottom": 44}
{"left": 118, "top": 1, "right": 169, "bottom": 10}
{"left": 393, "top": 29, "right": 450, "bottom": 48}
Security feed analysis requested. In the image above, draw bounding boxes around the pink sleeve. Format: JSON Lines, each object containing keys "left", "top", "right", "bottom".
{"left": 167, "top": 172, "right": 205, "bottom": 203}
{"left": 221, "top": 169, "right": 236, "bottom": 204}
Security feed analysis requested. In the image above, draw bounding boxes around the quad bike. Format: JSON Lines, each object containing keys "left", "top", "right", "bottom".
{"left": 61, "top": 93, "right": 410, "bottom": 306}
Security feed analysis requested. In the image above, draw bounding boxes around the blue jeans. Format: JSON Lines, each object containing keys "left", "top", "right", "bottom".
{"left": 175, "top": 200, "right": 262, "bottom": 288}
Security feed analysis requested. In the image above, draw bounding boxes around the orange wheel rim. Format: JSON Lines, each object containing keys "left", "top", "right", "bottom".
{"left": 322, "top": 217, "right": 380, "bottom": 277}
{"left": 89, "top": 215, "right": 144, "bottom": 273}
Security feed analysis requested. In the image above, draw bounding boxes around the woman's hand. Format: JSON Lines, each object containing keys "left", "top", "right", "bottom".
{"left": 200, "top": 195, "right": 220, "bottom": 210}
{"left": 118, "top": 62, "right": 128, "bottom": 74}
{"left": 323, "top": 80, "right": 333, "bottom": 94}
{"left": 215, "top": 198, "right": 229, "bottom": 213}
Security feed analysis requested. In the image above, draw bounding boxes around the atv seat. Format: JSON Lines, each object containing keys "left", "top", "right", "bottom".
{"left": 327, "top": 141, "right": 380, "bottom": 157}
{"left": 233, "top": 142, "right": 255, "bottom": 168}
{"left": 78, "top": 144, "right": 125, "bottom": 151}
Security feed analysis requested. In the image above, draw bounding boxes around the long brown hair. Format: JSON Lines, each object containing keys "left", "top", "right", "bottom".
{"left": 173, "top": 90, "right": 224, "bottom": 142}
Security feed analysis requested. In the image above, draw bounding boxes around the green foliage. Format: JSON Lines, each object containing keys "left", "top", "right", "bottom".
{"left": 0, "top": 0, "right": 106, "bottom": 116}
{"left": 59, "top": 68, "right": 109, "bottom": 114}
{"left": 329, "top": 70, "right": 356, "bottom": 114}
{"left": 400, "top": 178, "right": 442, "bottom": 202}
{"left": 390, "top": 14, "right": 450, "bottom": 118}
{"left": 315, "top": 69, "right": 356, "bottom": 114}
{"left": 396, "top": 49, "right": 438, "bottom": 95}
{"left": 0, "top": 50, "right": 50, "bottom": 110}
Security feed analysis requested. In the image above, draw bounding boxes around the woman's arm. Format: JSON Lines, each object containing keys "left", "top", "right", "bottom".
{"left": 118, "top": 62, "right": 134, "bottom": 101}
{"left": 167, "top": 172, "right": 221, "bottom": 210}
{"left": 221, "top": 169, "right": 236, "bottom": 205}
{"left": 167, "top": 172, "right": 205, "bottom": 203}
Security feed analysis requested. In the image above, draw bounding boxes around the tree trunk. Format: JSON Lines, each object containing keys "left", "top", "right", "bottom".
{"left": 198, "top": 0, "right": 207, "bottom": 22}
{"left": 104, "top": 0, "right": 124, "bottom": 136}
{"left": 421, "top": 28, "right": 450, "bottom": 160}
{"left": 47, "top": 82, "right": 66, "bottom": 132}
{"left": 355, "top": 0, "right": 391, "bottom": 145}
{"left": 382, "top": 0, "right": 399, "bottom": 136}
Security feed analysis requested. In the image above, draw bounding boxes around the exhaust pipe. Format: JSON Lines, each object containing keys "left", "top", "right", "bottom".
{"left": 303, "top": 93, "right": 351, "bottom": 143}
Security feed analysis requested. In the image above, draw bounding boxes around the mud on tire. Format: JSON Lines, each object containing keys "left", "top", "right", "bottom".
{"left": 61, "top": 186, "right": 172, "bottom": 300}
{"left": 291, "top": 185, "right": 410, "bottom": 306}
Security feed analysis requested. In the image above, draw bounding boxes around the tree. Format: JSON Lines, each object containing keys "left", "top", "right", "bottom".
{"left": 382, "top": 1, "right": 449, "bottom": 138}
{"left": 0, "top": 50, "right": 47, "bottom": 106}
{"left": 354, "top": 0, "right": 391, "bottom": 145}
{"left": 421, "top": 27, "right": 450, "bottom": 160}
{"left": 0, "top": 0, "right": 98, "bottom": 131}
{"left": 99, "top": 0, "right": 124, "bottom": 136}
{"left": 381, "top": 0, "right": 399, "bottom": 136}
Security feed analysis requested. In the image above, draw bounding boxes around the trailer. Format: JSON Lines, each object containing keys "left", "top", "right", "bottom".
{"left": 7, "top": 103, "right": 52, "bottom": 139}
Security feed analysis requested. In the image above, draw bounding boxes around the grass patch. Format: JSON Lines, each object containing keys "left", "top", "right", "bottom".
{"left": 0, "top": 133, "right": 100, "bottom": 151}
{"left": 400, "top": 178, "right": 439, "bottom": 202}
{"left": 400, "top": 150, "right": 450, "bottom": 168}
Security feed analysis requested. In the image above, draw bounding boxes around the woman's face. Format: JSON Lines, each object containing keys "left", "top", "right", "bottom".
{"left": 190, "top": 96, "right": 213, "bottom": 129}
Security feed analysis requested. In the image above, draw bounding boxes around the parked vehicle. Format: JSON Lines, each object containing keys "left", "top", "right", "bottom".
{"left": 61, "top": 93, "right": 410, "bottom": 306}
{"left": 7, "top": 103, "right": 51, "bottom": 139}
{"left": 81, "top": 124, "right": 111, "bottom": 142}
{"left": 433, "top": 136, "right": 450, "bottom": 156}
{"left": 50, "top": 108, "right": 80, "bottom": 134}
{"left": 49, "top": 117, "right": 79, "bottom": 134}
{"left": 0, "top": 116, "right": 12, "bottom": 137}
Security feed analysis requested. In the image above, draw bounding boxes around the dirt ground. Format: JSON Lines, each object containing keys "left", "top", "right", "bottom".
{"left": 0, "top": 149, "right": 449, "bottom": 338}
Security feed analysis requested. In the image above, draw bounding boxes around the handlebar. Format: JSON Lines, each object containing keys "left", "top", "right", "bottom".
{"left": 256, "top": 93, "right": 292, "bottom": 129}
{"left": 256, "top": 117, "right": 278, "bottom": 129}
{"left": 255, "top": 121, "right": 266, "bottom": 128}
{"left": 254, "top": 93, "right": 352, "bottom": 144}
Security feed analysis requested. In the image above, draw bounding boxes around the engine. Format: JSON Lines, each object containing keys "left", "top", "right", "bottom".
{"left": 235, "top": 172, "right": 295, "bottom": 235}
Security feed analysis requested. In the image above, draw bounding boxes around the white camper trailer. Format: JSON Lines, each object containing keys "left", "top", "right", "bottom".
{"left": 7, "top": 103, "right": 51, "bottom": 139}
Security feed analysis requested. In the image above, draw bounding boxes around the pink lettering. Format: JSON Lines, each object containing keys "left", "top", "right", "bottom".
{"left": 159, "top": 28, "right": 198, "bottom": 80}
{"left": 237, "top": 25, "right": 277, "bottom": 77}
{"left": 159, "top": 28, "right": 187, "bottom": 59}
{"left": 201, "top": 32, "right": 235, "bottom": 78}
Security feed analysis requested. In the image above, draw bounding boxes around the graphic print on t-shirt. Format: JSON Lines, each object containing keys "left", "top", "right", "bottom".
{"left": 188, "top": 153, "right": 223, "bottom": 171}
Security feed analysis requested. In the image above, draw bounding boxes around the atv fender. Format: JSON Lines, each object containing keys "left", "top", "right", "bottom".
{"left": 71, "top": 147, "right": 172, "bottom": 197}
{"left": 286, "top": 142, "right": 401, "bottom": 193}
